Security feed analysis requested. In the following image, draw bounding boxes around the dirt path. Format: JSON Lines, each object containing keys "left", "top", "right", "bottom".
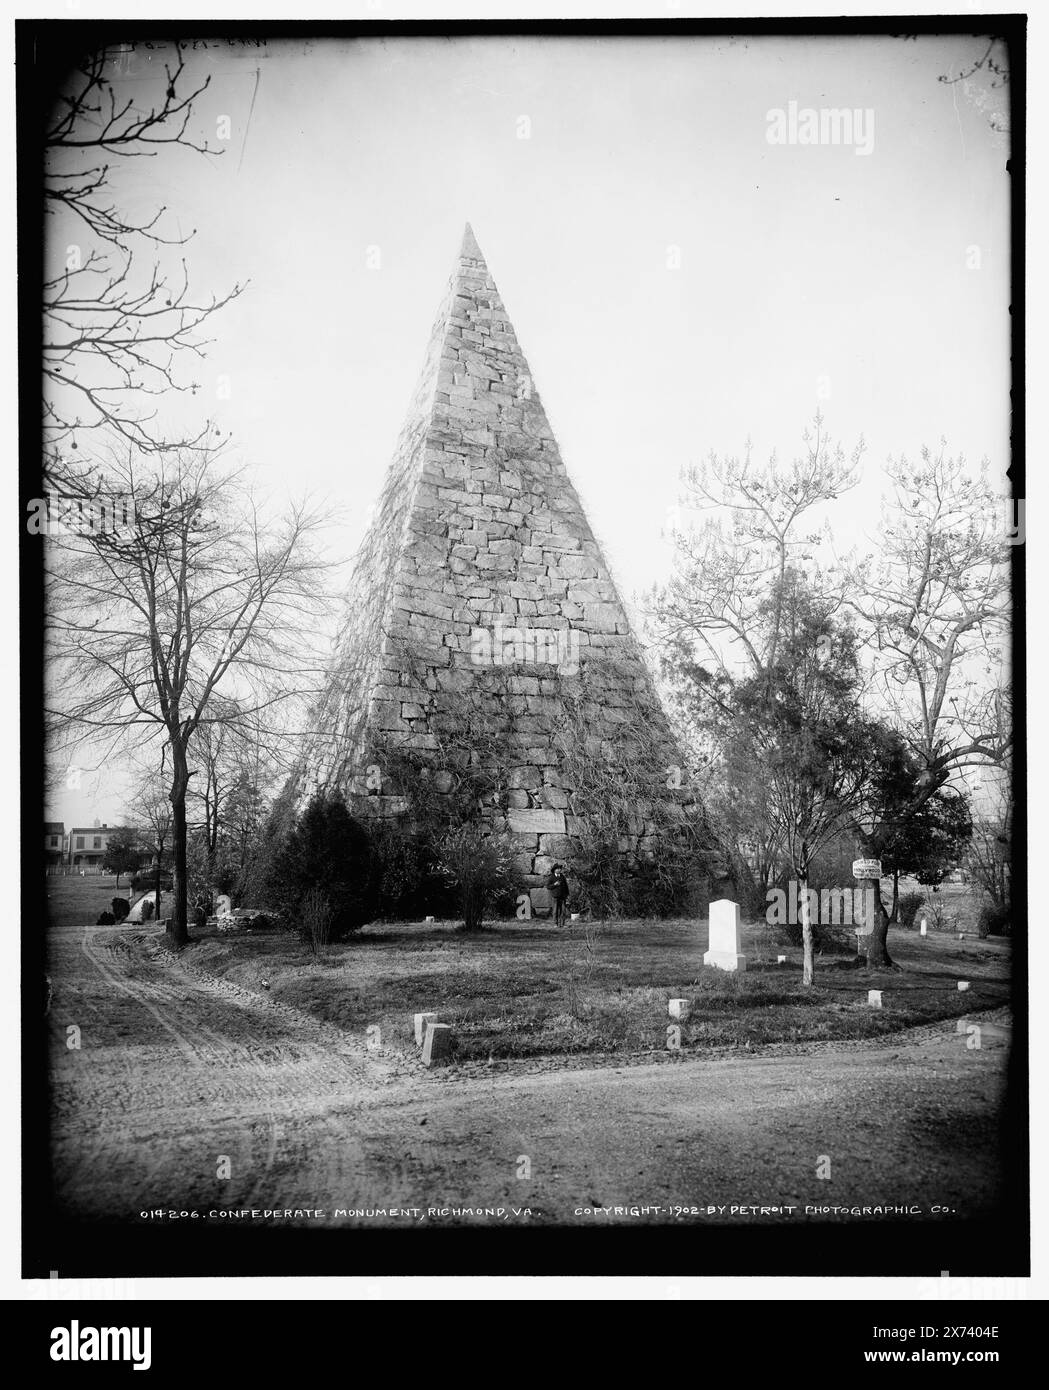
{"left": 47, "top": 923, "right": 1010, "bottom": 1227}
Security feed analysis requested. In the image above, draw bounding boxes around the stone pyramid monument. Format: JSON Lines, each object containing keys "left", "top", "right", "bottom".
{"left": 300, "top": 225, "right": 728, "bottom": 909}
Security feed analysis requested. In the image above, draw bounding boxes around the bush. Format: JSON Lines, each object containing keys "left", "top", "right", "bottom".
{"left": 436, "top": 824, "right": 516, "bottom": 932}
{"left": 239, "top": 783, "right": 299, "bottom": 907}
{"left": 762, "top": 881, "right": 861, "bottom": 954}
{"left": 300, "top": 887, "right": 335, "bottom": 955}
{"left": 766, "top": 917, "right": 857, "bottom": 955}
{"left": 978, "top": 901, "right": 1011, "bottom": 937}
{"left": 270, "top": 792, "right": 376, "bottom": 942}
{"left": 617, "top": 857, "right": 704, "bottom": 918}
{"left": 368, "top": 821, "right": 454, "bottom": 921}
{"left": 571, "top": 836, "right": 707, "bottom": 919}
{"left": 737, "top": 875, "right": 772, "bottom": 922}
{"left": 897, "top": 891, "right": 925, "bottom": 929}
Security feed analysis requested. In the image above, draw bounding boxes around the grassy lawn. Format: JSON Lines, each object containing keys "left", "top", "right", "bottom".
{"left": 185, "top": 917, "right": 1012, "bottom": 1063}
{"left": 45, "top": 873, "right": 147, "bottom": 928}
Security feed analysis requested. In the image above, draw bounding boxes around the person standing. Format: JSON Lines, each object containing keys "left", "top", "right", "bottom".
{"left": 545, "top": 864, "right": 570, "bottom": 928}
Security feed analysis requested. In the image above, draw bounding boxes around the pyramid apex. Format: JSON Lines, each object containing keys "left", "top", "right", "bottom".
{"left": 459, "top": 222, "right": 485, "bottom": 264}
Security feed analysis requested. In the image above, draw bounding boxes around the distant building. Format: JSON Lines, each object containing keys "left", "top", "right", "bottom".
{"left": 64, "top": 822, "right": 114, "bottom": 869}
{"left": 62, "top": 821, "right": 150, "bottom": 872}
{"left": 44, "top": 822, "right": 64, "bottom": 866}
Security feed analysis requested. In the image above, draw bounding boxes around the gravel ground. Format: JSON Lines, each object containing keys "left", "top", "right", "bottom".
{"left": 46, "top": 922, "right": 1011, "bottom": 1229}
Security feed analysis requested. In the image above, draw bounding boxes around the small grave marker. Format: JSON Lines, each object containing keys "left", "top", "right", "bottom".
{"left": 868, "top": 990, "right": 883, "bottom": 1008}
{"left": 414, "top": 1012, "right": 438, "bottom": 1046}
{"left": 668, "top": 999, "right": 691, "bottom": 1021}
{"left": 422, "top": 1022, "right": 453, "bottom": 1067}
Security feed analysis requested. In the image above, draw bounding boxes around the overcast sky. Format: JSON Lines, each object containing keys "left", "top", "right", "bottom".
{"left": 46, "top": 31, "right": 1011, "bottom": 825}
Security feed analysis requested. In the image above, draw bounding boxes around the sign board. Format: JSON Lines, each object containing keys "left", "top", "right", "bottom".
{"left": 852, "top": 859, "right": 882, "bottom": 879}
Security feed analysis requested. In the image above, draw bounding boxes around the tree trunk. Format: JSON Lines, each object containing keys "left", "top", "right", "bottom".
{"left": 852, "top": 831, "right": 898, "bottom": 969}
{"left": 154, "top": 843, "right": 163, "bottom": 924}
{"left": 799, "top": 869, "right": 814, "bottom": 986}
{"left": 889, "top": 869, "right": 900, "bottom": 923}
{"left": 861, "top": 876, "right": 897, "bottom": 968}
{"left": 167, "top": 741, "right": 191, "bottom": 948}
{"left": 733, "top": 855, "right": 760, "bottom": 916}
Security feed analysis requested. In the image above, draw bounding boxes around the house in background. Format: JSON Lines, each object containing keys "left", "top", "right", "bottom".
{"left": 64, "top": 821, "right": 115, "bottom": 870}
{"left": 44, "top": 822, "right": 64, "bottom": 867}
{"left": 61, "top": 820, "right": 153, "bottom": 873}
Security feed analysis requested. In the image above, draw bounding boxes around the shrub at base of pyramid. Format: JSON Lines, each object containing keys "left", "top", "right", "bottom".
{"left": 299, "top": 226, "right": 731, "bottom": 913}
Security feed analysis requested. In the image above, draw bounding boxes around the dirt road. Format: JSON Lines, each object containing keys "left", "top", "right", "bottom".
{"left": 46, "top": 923, "right": 1010, "bottom": 1229}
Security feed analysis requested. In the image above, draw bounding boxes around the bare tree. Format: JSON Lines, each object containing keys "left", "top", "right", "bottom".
{"left": 654, "top": 420, "right": 1010, "bottom": 969}
{"left": 188, "top": 712, "right": 237, "bottom": 877}
{"left": 715, "top": 577, "right": 890, "bottom": 985}
{"left": 129, "top": 755, "right": 174, "bottom": 923}
{"left": 844, "top": 445, "right": 1011, "bottom": 964}
{"left": 650, "top": 413, "right": 863, "bottom": 896}
{"left": 965, "top": 765, "right": 1012, "bottom": 919}
{"left": 44, "top": 41, "right": 243, "bottom": 462}
{"left": 45, "top": 446, "right": 333, "bottom": 947}
{"left": 692, "top": 738, "right": 783, "bottom": 909}
{"left": 967, "top": 813, "right": 1012, "bottom": 914}
{"left": 188, "top": 711, "right": 280, "bottom": 901}
{"left": 653, "top": 413, "right": 862, "bottom": 682}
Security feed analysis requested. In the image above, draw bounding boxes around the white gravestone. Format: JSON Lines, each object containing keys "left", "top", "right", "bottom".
{"left": 868, "top": 990, "right": 883, "bottom": 1008}
{"left": 414, "top": 1011, "right": 438, "bottom": 1046}
{"left": 958, "top": 981, "right": 970, "bottom": 992}
{"left": 215, "top": 894, "right": 232, "bottom": 918}
{"left": 704, "top": 899, "right": 746, "bottom": 973}
{"left": 920, "top": 918, "right": 927, "bottom": 936}
{"left": 668, "top": 999, "right": 691, "bottom": 1021}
